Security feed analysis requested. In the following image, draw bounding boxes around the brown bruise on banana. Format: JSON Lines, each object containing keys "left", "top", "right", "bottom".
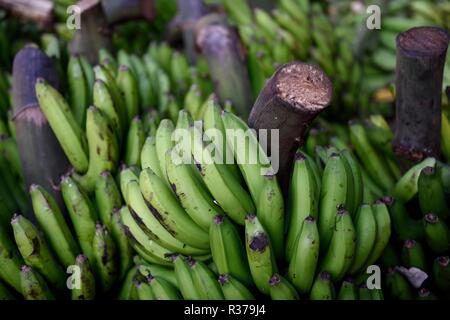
{"left": 129, "top": 208, "right": 161, "bottom": 241}
{"left": 143, "top": 198, "right": 178, "bottom": 237}
{"left": 249, "top": 232, "right": 269, "bottom": 253}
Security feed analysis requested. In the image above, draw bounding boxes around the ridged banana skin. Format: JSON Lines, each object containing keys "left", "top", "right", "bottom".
{"left": 269, "top": 274, "right": 299, "bottom": 300}
{"left": 288, "top": 216, "right": 319, "bottom": 294}
{"left": 365, "top": 200, "right": 392, "bottom": 266}
{"left": 309, "top": 272, "right": 335, "bottom": 300}
{"left": 117, "top": 65, "right": 139, "bottom": 123}
{"left": 257, "top": 174, "right": 285, "bottom": 262}
{"left": 125, "top": 116, "right": 146, "bottom": 167}
{"left": 11, "top": 215, "right": 66, "bottom": 291}
{"left": 95, "top": 171, "right": 123, "bottom": 230}
{"left": 349, "top": 205, "right": 377, "bottom": 275}
{"left": 286, "top": 152, "right": 319, "bottom": 260}
{"left": 111, "top": 209, "right": 133, "bottom": 280}
{"left": 126, "top": 180, "right": 209, "bottom": 255}
{"left": 209, "top": 215, "right": 253, "bottom": 287}
{"left": 173, "top": 255, "right": 201, "bottom": 300}
{"left": 67, "top": 55, "right": 88, "bottom": 127}
{"left": 61, "top": 176, "right": 98, "bottom": 264}
{"left": 190, "top": 124, "right": 254, "bottom": 225}
{"left": 141, "top": 136, "right": 164, "bottom": 179}
{"left": 0, "top": 224, "right": 23, "bottom": 292}
{"left": 221, "top": 111, "right": 274, "bottom": 203}
{"left": 165, "top": 148, "right": 224, "bottom": 230}
{"left": 92, "top": 224, "right": 118, "bottom": 292}
{"left": 71, "top": 255, "right": 96, "bottom": 300}
{"left": 320, "top": 208, "right": 356, "bottom": 281}
{"left": 30, "top": 184, "right": 80, "bottom": 268}
{"left": 139, "top": 167, "right": 210, "bottom": 249}
{"left": 20, "top": 266, "right": 54, "bottom": 300}
{"left": 318, "top": 153, "right": 349, "bottom": 251}
{"left": 35, "top": 78, "right": 88, "bottom": 173}
{"left": 245, "top": 215, "right": 278, "bottom": 295}
{"left": 190, "top": 259, "right": 225, "bottom": 300}
{"left": 74, "top": 106, "right": 120, "bottom": 193}
{"left": 149, "top": 276, "right": 181, "bottom": 300}
{"left": 219, "top": 273, "right": 255, "bottom": 300}
{"left": 155, "top": 119, "right": 175, "bottom": 185}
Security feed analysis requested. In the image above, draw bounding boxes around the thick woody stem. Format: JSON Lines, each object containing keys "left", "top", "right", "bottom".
{"left": 248, "top": 61, "right": 332, "bottom": 193}
{"left": 69, "top": 0, "right": 113, "bottom": 65}
{"left": 196, "top": 14, "right": 253, "bottom": 119}
{"left": 177, "top": 0, "right": 208, "bottom": 63}
{"left": 0, "top": 0, "right": 54, "bottom": 29}
{"left": 100, "top": 0, "right": 155, "bottom": 25}
{"left": 392, "top": 27, "right": 449, "bottom": 168}
{"left": 12, "top": 47, "right": 70, "bottom": 219}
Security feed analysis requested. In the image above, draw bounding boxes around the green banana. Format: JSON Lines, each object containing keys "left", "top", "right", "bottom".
{"left": 148, "top": 275, "right": 181, "bottom": 300}
{"left": 218, "top": 273, "right": 255, "bottom": 300}
{"left": 268, "top": 273, "right": 299, "bottom": 300}
{"left": 93, "top": 79, "right": 122, "bottom": 141}
{"left": 94, "top": 64, "right": 127, "bottom": 130}
{"left": 92, "top": 223, "right": 118, "bottom": 292}
{"left": 188, "top": 257, "right": 224, "bottom": 300}
{"left": 245, "top": 214, "right": 277, "bottom": 295}
{"left": 209, "top": 214, "right": 252, "bottom": 287}
{"left": 320, "top": 207, "right": 356, "bottom": 281}
{"left": 35, "top": 78, "right": 88, "bottom": 173}
{"left": 126, "top": 180, "right": 208, "bottom": 255}
{"left": 365, "top": 199, "right": 392, "bottom": 266}
{"left": 338, "top": 277, "right": 358, "bottom": 300}
{"left": 11, "top": 214, "right": 65, "bottom": 290}
{"left": 0, "top": 224, "right": 23, "bottom": 292}
{"left": 389, "top": 198, "right": 424, "bottom": 241}
{"left": 117, "top": 65, "right": 139, "bottom": 124}
{"left": 385, "top": 268, "right": 413, "bottom": 300}
{"left": 358, "top": 284, "right": 372, "bottom": 300}
{"left": 98, "top": 48, "right": 117, "bottom": 71}
{"left": 95, "top": 171, "right": 123, "bottom": 230}
{"left": 118, "top": 164, "right": 140, "bottom": 204}
{"left": 318, "top": 153, "right": 349, "bottom": 251}
{"left": 73, "top": 106, "right": 120, "bottom": 193}
{"left": 392, "top": 157, "right": 436, "bottom": 202}
{"left": 141, "top": 136, "right": 163, "bottom": 179}
{"left": 118, "top": 266, "right": 138, "bottom": 300}
{"left": 442, "top": 112, "right": 450, "bottom": 162}
{"left": 165, "top": 147, "right": 224, "bottom": 230}
{"left": 61, "top": 175, "right": 98, "bottom": 264}
{"left": 424, "top": 213, "right": 450, "bottom": 254}
{"left": 79, "top": 56, "right": 94, "bottom": 104}
{"left": 136, "top": 261, "right": 178, "bottom": 289}
{"left": 125, "top": 116, "right": 145, "bottom": 167}
{"left": 30, "top": 184, "right": 80, "bottom": 267}
{"left": 71, "top": 254, "right": 96, "bottom": 300}
{"left": 111, "top": 208, "right": 133, "bottom": 279}
{"left": 139, "top": 167, "right": 210, "bottom": 249}
{"left": 349, "top": 121, "right": 394, "bottom": 191}
{"left": 401, "top": 240, "right": 427, "bottom": 271}
{"left": 340, "top": 149, "right": 363, "bottom": 217}
{"left": 418, "top": 166, "right": 449, "bottom": 220}
{"left": 190, "top": 123, "right": 254, "bottom": 225}
{"left": 286, "top": 151, "right": 319, "bottom": 260}
{"left": 172, "top": 255, "right": 201, "bottom": 300}
{"left": 67, "top": 55, "right": 88, "bottom": 127}
{"left": 288, "top": 216, "right": 319, "bottom": 294}
{"left": 433, "top": 256, "right": 450, "bottom": 292}
{"left": 257, "top": 174, "right": 284, "bottom": 262}
{"left": 0, "top": 279, "right": 14, "bottom": 300}
{"left": 134, "top": 277, "right": 155, "bottom": 300}
{"left": 221, "top": 111, "right": 274, "bottom": 203}
{"left": 309, "top": 272, "right": 335, "bottom": 300}
{"left": 155, "top": 119, "right": 175, "bottom": 185}
{"left": 119, "top": 205, "right": 173, "bottom": 265}
{"left": 349, "top": 204, "right": 377, "bottom": 275}
{"left": 20, "top": 266, "right": 54, "bottom": 300}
